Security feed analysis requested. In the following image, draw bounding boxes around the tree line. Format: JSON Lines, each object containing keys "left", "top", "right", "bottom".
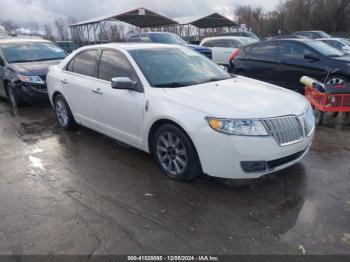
{"left": 235, "top": 0, "right": 350, "bottom": 37}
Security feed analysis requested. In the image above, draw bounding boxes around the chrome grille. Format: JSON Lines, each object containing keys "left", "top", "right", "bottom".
{"left": 263, "top": 116, "right": 304, "bottom": 146}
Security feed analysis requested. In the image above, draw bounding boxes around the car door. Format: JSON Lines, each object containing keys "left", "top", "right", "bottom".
{"left": 0, "top": 55, "right": 6, "bottom": 98}
{"left": 91, "top": 49, "right": 145, "bottom": 147}
{"left": 60, "top": 49, "right": 98, "bottom": 128}
{"left": 277, "top": 41, "right": 326, "bottom": 93}
{"left": 244, "top": 41, "right": 279, "bottom": 84}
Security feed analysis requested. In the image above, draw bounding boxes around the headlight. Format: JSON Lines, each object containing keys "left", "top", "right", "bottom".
{"left": 206, "top": 117, "right": 269, "bottom": 136}
{"left": 304, "top": 106, "right": 315, "bottom": 136}
{"left": 17, "top": 75, "right": 45, "bottom": 84}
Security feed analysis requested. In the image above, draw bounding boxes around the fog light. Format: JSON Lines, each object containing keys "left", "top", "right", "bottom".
{"left": 241, "top": 161, "right": 268, "bottom": 173}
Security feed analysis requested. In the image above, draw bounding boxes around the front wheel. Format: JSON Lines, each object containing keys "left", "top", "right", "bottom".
{"left": 152, "top": 124, "right": 202, "bottom": 181}
{"left": 54, "top": 94, "right": 76, "bottom": 130}
{"left": 326, "top": 75, "right": 348, "bottom": 85}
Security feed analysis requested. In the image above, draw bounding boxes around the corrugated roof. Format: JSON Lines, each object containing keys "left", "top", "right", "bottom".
{"left": 70, "top": 8, "right": 178, "bottom": 28}
{"left": 175, "top": 13, "right": 238, "bottom": 28}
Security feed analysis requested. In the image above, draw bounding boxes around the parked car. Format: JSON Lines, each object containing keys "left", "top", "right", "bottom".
{"left": 220, "top": 31, "right": 260, "bottom": 41}
{"left": 0, "top": 39, "right": 67, "bottom": 107}
{"left": 127, "top": 32, "right": 212, "bottom": 59}
{"left": 317, "top": 38, "right": 350, "bottom": 54}
{"left": 200, "top": 36, "right": 258, "bottom": 66}
{"left": 230, "top": 39, "right": 350, "bottom": 93}
{"left": 293, "top": 31, "right": 331, "bottom": 39}
{"left": 47, "top": 43, "right": 315, "bottom": 181}
{"left": 268, "top": 35, "right": 307, "bottom": 40}
{"left": 56, "top": 41, "right": 79, "bottom": 53}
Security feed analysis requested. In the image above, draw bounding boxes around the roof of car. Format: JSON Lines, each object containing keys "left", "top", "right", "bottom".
{"left": 294, "top": 30, "right": 324, "bottom": 33}
{"left": 317, "top": 37, "right": 343, "bottom": 41}
{"left": 0, "top": 38, "right": 51, "bottom": 45}
{"left": 201, "top": 36, "right": 252, "bottom": 42}
{"left": 77, "top": 42, "right": 186, "bottom": 51}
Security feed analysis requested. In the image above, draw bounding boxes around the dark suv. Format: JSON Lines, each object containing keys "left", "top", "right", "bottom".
{"left": 0, "top": 39, "right": 66, "bottom": 107}
{"left": 231, "top": 39, "right": 350, "bottom": 93}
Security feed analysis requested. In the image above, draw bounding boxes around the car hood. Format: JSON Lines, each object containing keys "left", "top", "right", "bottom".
{"left": 9, "top": 60, "right": 62, "bottom": 76}
{"left": 163, "top": 76, "right": 308, "bottom": 119}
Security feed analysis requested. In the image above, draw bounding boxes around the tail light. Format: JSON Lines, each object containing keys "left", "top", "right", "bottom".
{"left": 228, "top": 48, "right": 240, "bottom": 62}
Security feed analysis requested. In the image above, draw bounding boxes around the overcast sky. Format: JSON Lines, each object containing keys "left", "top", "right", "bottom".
{"left": 0, "top": 0, "right": 280, "bottom": 27}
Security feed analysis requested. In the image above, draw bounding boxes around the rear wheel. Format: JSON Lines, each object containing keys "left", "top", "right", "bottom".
{"left": 54, "top": 94, "right": 76, "bottom": 130}
{"left": 152, "top": 124, "right": 201, "bottom": 181}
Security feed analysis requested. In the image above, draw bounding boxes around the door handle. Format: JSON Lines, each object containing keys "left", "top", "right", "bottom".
{"left": 61, "top": 79, "right": 69, "bottom": 84}
{"left": 92, "top": 88, "right": 103, "bottom": 95}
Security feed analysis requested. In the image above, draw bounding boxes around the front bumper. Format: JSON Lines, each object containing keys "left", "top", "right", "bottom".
{"left": 192, "top": 127, "right": 314, "bottom": 179}
{"left": 17, "top": 83, "right": 50, "bottom": 104}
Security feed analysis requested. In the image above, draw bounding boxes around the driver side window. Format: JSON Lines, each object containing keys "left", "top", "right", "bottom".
{"left": 97, "top": 50, "right": 137, "bottom": 82}
{"left": 280, "top": 42, "right": 315, "bottom": 60}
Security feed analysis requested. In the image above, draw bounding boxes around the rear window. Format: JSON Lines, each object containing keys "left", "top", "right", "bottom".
{"left": 71, "top": 50, "right": 98, "bottom": 77}
{"left": 246, "top": 42, "right": 277, "bottom": 59}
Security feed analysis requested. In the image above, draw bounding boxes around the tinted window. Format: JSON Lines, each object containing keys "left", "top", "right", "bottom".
{"left": 98, "top": 50, "right": 137, "bottom": 82}
{"left": 248, "top": 42, "right": 277, "bottom": 58}
{"left": 324, "top": 40, "right": 344, "bottom": 49}
{"left": 140, "top": 35, "right": 151, "bottom": 43}
{"left": 72, "top": 50, "right": 98, "bottom": 77}
{"left": 66, "top": 58, "right": 74, "bottom": 72}
{"left": 215, "top": 40, "right": 231, "bottom": 48}
{"left": 280, "top": 42, "right": 315, "bottom": 59}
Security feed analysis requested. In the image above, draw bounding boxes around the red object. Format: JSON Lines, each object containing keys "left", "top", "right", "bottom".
{"left": 305, "top": 85, "right": 350, "bottom": 113}
{"left": 228, "top": 48, "right": 240, "bottom": 62}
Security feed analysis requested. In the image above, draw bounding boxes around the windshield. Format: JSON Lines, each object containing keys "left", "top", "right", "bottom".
{"left": 317, "top": 31, "right": 332, "bottom": 38}
{"left": 130, "top": 48, "right": 231, "bottom": 88}
{"left": 306, "top": 40, "right": 346, "bottom": 57}
{"left": 341, "top": 38, "right": 350, "bottom": 46}
{"left": 1, "top": 42, "right": 66, "bottom": 63}
{"left": 240, "top": 38, "right": 258, "bottom": 45}
{"left": 150, "top": 33, "right": 187, "bottom": 46}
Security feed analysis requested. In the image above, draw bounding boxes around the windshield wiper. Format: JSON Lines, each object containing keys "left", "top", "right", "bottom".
{"left": 206, "top": 77, "right": 231, "bottom": 83}
{"left": 154, "top": 82, "right": 191, "bottom": 88}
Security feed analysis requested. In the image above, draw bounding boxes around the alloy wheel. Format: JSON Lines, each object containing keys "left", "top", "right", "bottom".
{"left": 326, "top": 77, "right": 346, "bottom": 85}
{"left": 55, "top": 99, "right": 69, "bottom": 127}
{"left": 156, "top": 132, "right": 188, "bottom": 176}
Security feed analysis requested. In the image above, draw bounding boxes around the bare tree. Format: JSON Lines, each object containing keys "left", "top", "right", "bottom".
{"left": 0, "top": 20, "right": 18, "bottom": 34}
{"left": 109, "top": 24, "right": 125, "bottom": 42}
{"left": 43, "top": 23, "right": 55, "bottom": 41}
{"left": 54, "top": 18, "right": 68, "bottom": 41}
{"left": 67, "top": 16, "right": 81, "bottom": 42}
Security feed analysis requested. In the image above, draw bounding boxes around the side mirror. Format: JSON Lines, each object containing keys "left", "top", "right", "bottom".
{"left": 304, "top": 53, "right": 320, "bottom": 62}
{"left": 111, "top": 77, "right": 137, "bottom": 90}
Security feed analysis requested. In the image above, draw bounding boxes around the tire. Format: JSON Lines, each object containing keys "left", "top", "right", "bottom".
{"left": 152, "top": 124, "right": 202, "bottom": 181}
{"left": 326, "top": 75, "right": 348, "bottom": 85}
{"left": 54, "top": 94, "right": 76, "bottom": 130}
{"left": 7, "top": 84, "right": 24, "bottom": 108}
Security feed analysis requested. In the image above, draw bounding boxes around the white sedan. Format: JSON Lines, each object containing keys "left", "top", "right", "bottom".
{"left": 200, "top": 36, "right": 258, "bottom": 66}
{"left": 47, "top": 43, "right": 315, "bottom": 181}
{"left": 317, "top": 38, "right": 350, "bottom": 54}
